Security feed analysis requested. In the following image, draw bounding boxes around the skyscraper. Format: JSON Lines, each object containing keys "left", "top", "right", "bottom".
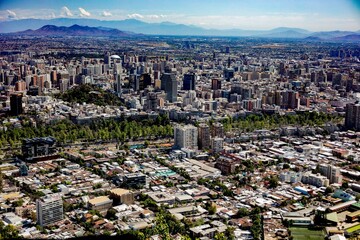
{"left": 183, "top": 73, "right": 196, "bottom": 90}
{"left": 198, "top": 123, "right": 210, "bottom": 150}
{"left": 211, "top": 79, "right": 222, "bottom": 90}
{"left": 160, "top": 73, "right": 178, "bottom": 103}
{"left": 345, "top": 102, "right": 360, "bottom": 131}
{"left": 174, "top": 125, "right": 198, "bottom": 150}
{"left": 10, "top": 93, "right": 23, "bottom": 116}
{"left": 36, "top": 194, "right": 64, "bottom": 226}
{"left": 139, "top": 73, "right": 152, "bottom": 90}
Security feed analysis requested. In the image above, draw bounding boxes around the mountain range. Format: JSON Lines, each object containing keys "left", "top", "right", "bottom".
{"left": 12, "top": 24, "right": 137, "bottom": 37}
{"left": 1, "top": 18, "right": 359, "bottom": 41}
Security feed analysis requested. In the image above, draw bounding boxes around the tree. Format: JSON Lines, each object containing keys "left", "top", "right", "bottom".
{"left": 356, "top": 194, "right": 360, "bottom": 201}
{"left": 106, "top": 208, "right": 117, "bottom": 220}
{"left": 214, "top": 232, "right": 227, "bottom": 240}
{"left": 206, "top": 202, "right": 217, "bottom": 215}
{"left": 0, "top": 221, "right": 20, "bottom": 239}
{"left": 235, "top": 208, "right": 250, "bottom": 218}
{"left": 268, "top": 176, "right": 279, "bottom": 189}
{"left": 283, "top": 163, "right": 290, "bottom": 169}
{"left": 325, "top": 186, "right": 334, "bottom": 195}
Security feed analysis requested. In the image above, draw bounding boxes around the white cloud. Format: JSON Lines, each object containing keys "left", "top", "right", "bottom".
{"left": 79, "top": 7, "right": 91, "bottom": 17}
{"left": 127, "top": 13, "right": 144, "bottom": 19}
{"left": 61, "top": 6, "right": 73, "bottom": 17}
{"left": 102, "top": 11, "right": 112, "bottom": 17}
{"left": 6, "top": 10, "right": 17, "bottom": 19}
{"left": 147, "top": 14, "right": 160, "bottom": 19}
{"left": 48, "top": 12, "right": 56, "bottom": 19}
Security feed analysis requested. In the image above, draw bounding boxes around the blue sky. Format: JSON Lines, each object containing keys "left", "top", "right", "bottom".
{"left": 1, "top": 0, "right": 359, "bottom": 31}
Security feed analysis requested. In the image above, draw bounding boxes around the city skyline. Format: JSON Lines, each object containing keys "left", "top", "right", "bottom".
{"left": 0, "top": 0, "right": 360, "bottom": 31}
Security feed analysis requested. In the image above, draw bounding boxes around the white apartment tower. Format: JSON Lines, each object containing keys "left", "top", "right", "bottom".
{"left": 174, "top": 125, "right": 198, "bottom": 150}
{"left": 36, "top": 194, "right": 64, "bottom": 226}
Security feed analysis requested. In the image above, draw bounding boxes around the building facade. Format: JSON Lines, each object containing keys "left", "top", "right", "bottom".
{"left": 174, "top": 125, "right": 198, "bottom": 150}
{"left": 36, "top": 194, "right": 64, "bottom": 226}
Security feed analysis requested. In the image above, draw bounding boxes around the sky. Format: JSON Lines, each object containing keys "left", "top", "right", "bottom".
{"left": 0, "top": 0, "right": 359, "bottom": 31}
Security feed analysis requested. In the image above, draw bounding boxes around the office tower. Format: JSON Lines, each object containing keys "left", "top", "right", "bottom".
{"left": 131, "top": 74, "right": 140, "bottom": 91}
{"left": 211, "top": 79, "right": 222, "bottom": 90}
{"left": 15, "top": 80, "right": 26, "bottom": 92}
{"left": 104, "top": 52, "right": 111, "bottom": 64}
{"left": 279, "top": 62, "right": 286, "bottom": 75}
{"left": 225, "top": 46, "right": 230, "bottom": 54}
{"left": 160, "top": 73, "right": 178, "bottom": 103}
{"left": 139, "top": 73, "right": 152, "bottom": 90}
{"left": 224, "top": 68, "right": 234, "bottom": 81}
{"left": 198, "top": 123, "right": 210, "bottom": 150}
{"left": 10, "top": 93, "right": 23, "bottom": 116}
{"left": 345, "top": 102, "right": 360, "bottom": 131}
{"left": 144, "top": 92, "right": 159, "bottom": 111}
{"left": 36, "top": 194, "right": 64, "bottom": 226}
{"left": 174, "top": 125, "right": 198, "bottom": 150}
{"left": 212, "top": 123, "right": 224, "bottom": 138}
{"left": 183, "top": 73, "right": 196, "bottom": 90}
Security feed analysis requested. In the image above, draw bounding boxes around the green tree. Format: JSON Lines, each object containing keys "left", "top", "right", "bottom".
{"left": 235, "top": 208, "right": 250, "bottom": 218}
{"left": 106, "top": 208, "right": 117, "bottom": 220}
{"left": 268, "top": 176, "right": 279, "bottom": 189}
{"left": 0, "top": 221, "right": 21, "bottom": 239}
{"left": 325, "top": 186, "right": 334, "bottom": 195}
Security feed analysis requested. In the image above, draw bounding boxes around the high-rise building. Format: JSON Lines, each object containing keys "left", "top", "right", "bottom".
{"left": 160, "top": 73, "right": 178, "bottom": 103}
{"left": 139, "top": 73, "right": 152, "bottom": 90}
{"left": 345, "top": 102, "right": 360, "bottom": 131}
{"left": 211, "top": 79, "right": 222, "bottom": 90}
{"left": 104, "top": 52, "right": 111, "bottom": 65}
{"left": 10, "top": 93, "right": 23, "bottom": 116}
{"left": 211, "top": 138, "right": 224, "bottom": 153}
{"left": 319, "top": 164, "right": 342, "bottom": 184}
{"left": 183, "top": 73, "right": 196, "bottom": 90}
{"left": 211, "top": 123, "right": 224, "bottom": 138}
{"left": 224, "top": 68, "right": 234, "bottom": 81}
{"left": 174, "top": 125, "right": 198, "bottom": 150}
{"left": 144, "top": 92, "right": 159, "bottom": 111}
{"left": 36, "top": 194, "right": 64, "bottom": 226}
{"left": 15, "top": 80, "right": 26, "bottom": 92}
{"left": 198, "top": 123, "right": 210, "bottom": 150}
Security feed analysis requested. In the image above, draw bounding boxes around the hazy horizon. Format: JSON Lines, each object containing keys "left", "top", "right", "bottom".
{"left": 0, "top": 0, "right": 360, "bottom": 31}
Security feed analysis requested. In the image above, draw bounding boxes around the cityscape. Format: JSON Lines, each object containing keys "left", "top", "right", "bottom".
{"left": 0, "top": 0, "right": 360, "bottom": 240}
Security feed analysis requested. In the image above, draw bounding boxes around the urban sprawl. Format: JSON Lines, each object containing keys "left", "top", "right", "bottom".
{"left": 0, "top": 35, "right": 359, "bottom": 240}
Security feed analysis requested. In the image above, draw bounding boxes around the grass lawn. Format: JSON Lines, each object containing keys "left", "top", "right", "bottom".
{"left": 346, "top": 223, "right": 360, "bottom": 233}
{"left": 289, "top": 227, "right": 325, "bottom": 240}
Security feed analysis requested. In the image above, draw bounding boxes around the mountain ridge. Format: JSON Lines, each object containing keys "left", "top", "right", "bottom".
{"left": 0, "top": 18, "right": 359, "bottom": 41}
{"left": 10, "top": 24, "right": 138, "bottom": 37}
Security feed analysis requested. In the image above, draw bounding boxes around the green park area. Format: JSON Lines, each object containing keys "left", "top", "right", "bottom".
{"left": 289, "top": 227, "right": 325, "bottom": 240}
{"left": 346, "top": 223, "right": 360, "bottom": 233}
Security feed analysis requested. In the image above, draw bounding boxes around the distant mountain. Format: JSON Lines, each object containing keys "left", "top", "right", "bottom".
{"left": 303, "top": 36, "right": 323, "bottom": 41}
{"left": 309, "top": 30, "right": 356, "bottom": 39}
{"left": 0, "top": 18, "right": 359, "bottom": 41}
{"left": 12, "top": 24, "right": 137, "bottom": 37}
{"left": 332, "top": 34, "right": 360, "bottom": 41}
{"left": 255, "top": 30, "right": 309, "bottom": 39}
{"left": 268, "top": 27, "right": 310, "bottom": 34}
